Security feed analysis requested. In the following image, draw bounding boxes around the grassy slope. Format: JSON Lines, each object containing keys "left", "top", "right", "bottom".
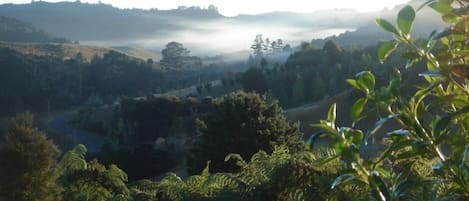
{"left": 0, "top": 42, "right": 160, "bottom": 62}
{"left": 111, "top": 46, "right": 161, "bottom": 62}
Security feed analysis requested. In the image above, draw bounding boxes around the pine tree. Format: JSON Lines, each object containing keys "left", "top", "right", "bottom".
{"left": 312, "top": 73, "right": 326, "bottom": 101}
{"left": 292, "top": 78, "right": 305, "bottom": 105}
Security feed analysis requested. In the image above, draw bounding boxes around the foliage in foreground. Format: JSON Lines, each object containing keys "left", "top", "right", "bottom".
{"left": 312, "top": 1, "right": 469, "bottom": 200}
{"left": 135, "top": 147, "right": 368, "bottom": 201}
{"left": 60, "top": 144, "right": 131, "bottom": 201}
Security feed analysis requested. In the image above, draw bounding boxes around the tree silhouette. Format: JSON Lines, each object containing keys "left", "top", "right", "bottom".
{"left": 161, "top": 41, "right": 190, "bottom": 68}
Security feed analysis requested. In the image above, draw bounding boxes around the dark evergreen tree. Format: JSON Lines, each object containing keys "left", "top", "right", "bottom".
{"left": 322, "top": 40, "right": 341, "bottom": 54}
{"left": 240, "top": 67, "right": 268, "bottom": 94}
{"left": 0, "top": 113, "right": 62, "bottom": 201}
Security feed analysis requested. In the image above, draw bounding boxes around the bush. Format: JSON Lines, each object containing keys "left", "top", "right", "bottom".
{"left": 188, "top": 91, "right": 303, "bottom": 174}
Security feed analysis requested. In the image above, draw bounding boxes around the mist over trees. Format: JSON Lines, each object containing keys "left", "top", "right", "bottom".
{"left": 249, "top": 34, "right": 292, "bottom": 66}
{"left": 0, "top": 0, "right": 445, "bottom": 52}
{"left": 161, "top": 41, "right": 202, "bottom": 69}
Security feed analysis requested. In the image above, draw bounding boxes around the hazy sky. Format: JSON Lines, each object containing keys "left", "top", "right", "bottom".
{"left": 1, "top": 0, "right": 410, "bottom": 16}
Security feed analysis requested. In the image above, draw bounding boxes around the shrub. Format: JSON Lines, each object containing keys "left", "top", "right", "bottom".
{"left": 312, "top": 1, "right": 469, "bottom": 200}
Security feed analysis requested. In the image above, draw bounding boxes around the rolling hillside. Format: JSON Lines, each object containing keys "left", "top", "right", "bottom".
{"left": 0, "top": 15, "right": 70, "bottom": 43}
{"left": 0, "top": 42, "right": 160, "bottom": 62}
{"left": 0, "top": 0, "right": 441, "bottom": 51}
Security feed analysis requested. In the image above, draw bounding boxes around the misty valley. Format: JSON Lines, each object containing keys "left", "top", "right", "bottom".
{"left": 0, "top": 0, "right": 468, "bottom": 201}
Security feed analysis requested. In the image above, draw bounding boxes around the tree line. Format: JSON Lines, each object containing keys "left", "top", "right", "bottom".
{"left": 238, "top": 39, "right": 408, "bottom": 108}
{"left": 0, "top": 47, "right": 223, "bottom": 117}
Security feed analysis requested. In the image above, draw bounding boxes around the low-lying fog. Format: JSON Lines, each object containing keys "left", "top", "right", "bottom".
{"left": 0, "top": 1, "right": 414, "bottom": 56}
{"left": 82, "top": 20, "right": 354, "bottom": 56}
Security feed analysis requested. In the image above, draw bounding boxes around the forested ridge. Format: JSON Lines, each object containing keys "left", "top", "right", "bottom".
{"left": 0, "top": 47, "right": 223, "bottom": 117}
{"left": 0, "top": 0, "right": 468, "bottom": 201}
{"left": 0, "top": 15, "right": 70, "bottom": 43}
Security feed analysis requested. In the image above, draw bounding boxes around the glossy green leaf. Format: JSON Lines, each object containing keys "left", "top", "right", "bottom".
{"left": 343, "top": 128, "right": 364, "bottom": 146}
{"left": 356, "top": 71, "right": 376, "bottom": 91}
{"left": 433, "top": 106, "right": 469, "bottom": 141}
{"left": 351, "top": 130, "right": 364, "bottom": 146}
{"left": 328, "top": 103, "right": 337, "bottom": 123}
{"left": 305, "top": 132, "right": 323, "bottom": 150}
{"left": 312, "top": 154, "right": 341, "bottom": 167}
{"left": 387, "top": 129, "right": 411, "bottom": 137}
{"left": 370, "top": 171, "right": 391, "bottom": 201}
{"left": 405, "top": 57, "right": 422, "bottom": 69}
{"left": 346, "top": 79, "right": 360, "bottom": 90}
{"left": 331, "top": 173, "right": 359, "bottom": 189}
{"left": 378, "top": 41, "right": 398, "bottom": 63}
{"left": 311, "top": 121, "right": 336, "bottom": 134}
{"left": 348, "top": 79, "right": 369, "bottom": 94}
{"left": 433, "top": 115, "right": 451, "bottom": 139}
{"left": 376, "top": 167, "right": 391, "bottom": 179}
{"left": 365, "top": 114, "right": 399, "bottom": 145}
{"left": 375, "top": 18, "right": 399, "bottom": 35}
{"left": 388, "top": 70, "right": 401, "bottom": 94}
{"left": 418, "top": 70, "right": 443, "bottom": 77}
{"left": 429, "top": 1, "right": 453, "bottom": 15}
{"left": 394, "top": 180, "right": 414, "bottom": 199}
{"left": 397, "top": 5, "right": 416, "bottom": 36}
{"left": 351, "top": 98, "right": 367, "bottom": 121}
{"left": 461, "top": 145, "right": 469, "bottom": 168}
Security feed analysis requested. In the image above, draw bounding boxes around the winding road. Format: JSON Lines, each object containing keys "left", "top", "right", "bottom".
{"left": 49, "top": 112, "right": 106, "bottom": 153}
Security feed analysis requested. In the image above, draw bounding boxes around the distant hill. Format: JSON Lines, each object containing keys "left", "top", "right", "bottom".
{"left": 0, "top": 0, "right": 445, "bottom": 52}
{"left": 311, "top": 0, "right": 446, "bottom": 47}
{"left": 0, "top": 2, "right": 367, "bottom": 43}
{"left": 0, "top": 1, "right": 222, "bottom": 41}
{"left": 0, "top": 42, "right": 160, "bottom": 62}
{"left": 0, "top": 15, "right": 70, "bottom": 43}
